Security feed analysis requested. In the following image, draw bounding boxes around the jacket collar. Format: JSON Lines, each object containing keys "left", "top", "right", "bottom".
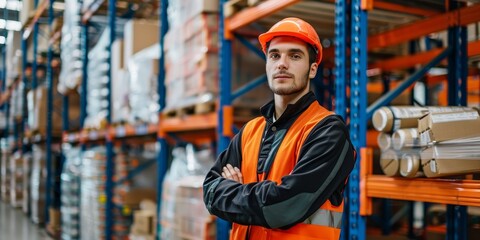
{"left": 260, "top": 92, "right": 316, "bottom": 124}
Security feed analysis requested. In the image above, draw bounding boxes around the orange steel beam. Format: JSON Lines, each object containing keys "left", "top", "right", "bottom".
{"left": 226, "top": 0, "right": 301, "bottom": 36}
{"left": 23, "top": 0, "right": 49, "bottom": 39}
{"left": 369, "top": 48, "right": 444, "bottom": 71}
{"left": 360, "top": 148, "right": 373, "bottom": 216}
{"left": 159, "top": 113, "right": 217, "bottom": 133}
{"left": 368, "top": 4, "right": 480, "bottom": 50}
{"left": 370, "top": 40, "right": 480, "bottom": 71}
{"left": 366, "top": 130, "right": 379, "bottom": 148}
{"left": 366, "top": 175, "right": 480, "bottom": 207}
{"left": 374, "top": 1, "right": 440, "bottom": 17}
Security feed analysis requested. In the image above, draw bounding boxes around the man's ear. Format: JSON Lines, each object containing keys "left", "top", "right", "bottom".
{"left": 309, "top": 63, "right": 318, "bottom": 79}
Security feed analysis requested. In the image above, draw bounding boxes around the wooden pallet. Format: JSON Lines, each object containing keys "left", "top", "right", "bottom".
{"left": 224, "top": 0, "right": 266, "bottom": 17}
{"left": 163, "top": 101, "right": 216, "bottom": 118}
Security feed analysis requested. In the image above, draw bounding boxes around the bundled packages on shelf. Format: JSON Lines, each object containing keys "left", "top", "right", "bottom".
{"left": 5, "top": 30, "right": 22, "bottom": 85}
{"left": 418, "top": 110, "right": 480, "bottom": 178}
{"left": 27, "top": 84, "right": 81, "bottom": 136}
{"left": 30, "top": 145, "right": 47, "bottom": 224}
{"left": 0, "top": 138, "right": 12, "bottom": 203}
{"left": 81, "top": 147, "right": 107, "bottom": 240}
{"left": 85, "top": 28, "right": 111, "bottom": 130}
{"left": 126, "top": 44, "right": 160, "bottom": 125}
{"left": 81, "top": 145, "right": 158, "bottom": 240}
{"left": 164, "top": 0, "right": 271, "bottom": 115}
{"left": 58, "top": 0, "right": 84, "bottom": 94}
{"left": 9, "top": 151, "right": 24, "bottom": 208}
{"left": 22, "top": 152, "right": 33, "bottom": 214}
{"left": 373, "top": 106, "right": 480, "bottom": 178}
{"left": 61, "top": 144, "right": 82, "bottom": 240}
{"left": 8, "top": 81, "right": 24, "bottom": 126}
{"left": 160, "top": 144, "right": 215, "bottom": 240}
{"left": 164, "top": 1, "right": 220, "bottom": 112}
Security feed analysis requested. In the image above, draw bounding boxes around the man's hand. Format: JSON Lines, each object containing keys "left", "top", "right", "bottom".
{"left": 222, "top": 164, "right": 243, "bottom": 184}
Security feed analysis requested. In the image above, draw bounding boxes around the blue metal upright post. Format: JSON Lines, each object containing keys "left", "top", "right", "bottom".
{"left": 80, "top": 23, "right": 88, "bottom": 131}
{"left": 105, "top": 0, "right": 117, "bottom": 238}
{"left": 349, "top": 0, "right": 368, "bottom": 239}
{"left": 335, "top": 0, "right": 348, "bottom": 120}
{"left": 20, "top": 36, "right": 28, "bottom": 154}
{"left": 218, "top": 0, "right": 233, "bottom": 239}
{"left": 446, "top": 1, "right": 468, "bottom": 240}
{"left": 157, "top": 0, "right": 169, "bottom": 239}
{"left": 335, "top": 1, "right": 349, "bottom": 237}
{"left": 45, "top": 0, "right": 56, "bottom": 224}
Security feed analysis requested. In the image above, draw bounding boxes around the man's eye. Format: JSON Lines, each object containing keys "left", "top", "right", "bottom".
{"left": 291, "top": 54, "right": 301, "bottom": 60}
{"left": 269, "top": 53, "right": 280, "bottom": 59}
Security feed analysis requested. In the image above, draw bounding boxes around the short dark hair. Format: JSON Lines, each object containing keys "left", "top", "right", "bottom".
{"left": 266, "top": 40, "right": 317, "bottom": 66}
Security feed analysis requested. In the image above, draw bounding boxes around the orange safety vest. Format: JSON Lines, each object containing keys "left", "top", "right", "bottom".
{"left": 231, "top": 102, "right": 343, "bottom": 240}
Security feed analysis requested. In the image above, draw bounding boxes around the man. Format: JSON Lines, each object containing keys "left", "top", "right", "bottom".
{"left": 203, "top": 17, "right": 356, "bottom": 239}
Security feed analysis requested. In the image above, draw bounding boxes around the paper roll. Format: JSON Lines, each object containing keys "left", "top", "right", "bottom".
{"left": 380, "top": 150, "right": 401, "bottom": 177}
{"left": 377, "top": 132, "right": 392, "bottom": 151}
{"left": 400, "top": 153, "right": 423, "bottom": 178}
{"left": 372, "top": 106, "right": 475, "bottom": 133}
{"left": 392, "top": 128, "right": 419, "bottom": 150}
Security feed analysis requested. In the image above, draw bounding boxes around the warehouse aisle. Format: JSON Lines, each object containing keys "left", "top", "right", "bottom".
{"left": 0, "top": 201, "right": 52, "bottom": 240}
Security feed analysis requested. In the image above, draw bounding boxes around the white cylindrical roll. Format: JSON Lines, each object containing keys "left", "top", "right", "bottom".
{"left": 372, "top": 106, "right": 475, "bottom": 133}
{"left": 392, "top": 128, "right": 419, "bottom": 150}
{"left": 380, "top": 150, "right": 401, "bottom": 177}
{"left": 400, "top": 153, "right": 424, "bottom": 178}
{"left": 377, "top": 132, "right": 392, "bottom": 151}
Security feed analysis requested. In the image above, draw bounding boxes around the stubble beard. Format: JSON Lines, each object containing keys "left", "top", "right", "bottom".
{"left": 269, "top": 72, "right": 310, "bottom": 96}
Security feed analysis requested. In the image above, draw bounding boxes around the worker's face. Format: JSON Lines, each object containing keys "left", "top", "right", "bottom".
{"left": 266, "top": 36, "right": 317, "bottom": 96}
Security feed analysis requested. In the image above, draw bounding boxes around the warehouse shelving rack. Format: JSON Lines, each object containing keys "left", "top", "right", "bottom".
{"left": 220, "top": 0, "right": 480, "bottom": 240}
{"left": 14, "top": 0, "right": 65, "bottom": 231}
{"left": 64, "top": 1, "right": 161, "bottom": 239}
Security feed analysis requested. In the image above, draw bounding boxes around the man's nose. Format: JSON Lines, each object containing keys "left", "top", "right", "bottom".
{"left": 277, "top": 55, "right": 288, "bottom": 69}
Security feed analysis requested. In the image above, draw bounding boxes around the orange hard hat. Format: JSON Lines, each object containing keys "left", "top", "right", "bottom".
{"left": 258, "top": 17, "right": 323, "bottom": 65}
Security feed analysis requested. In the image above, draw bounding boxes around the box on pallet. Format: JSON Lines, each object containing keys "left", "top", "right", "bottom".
{"left": 27, "top": 86, "right": 81, "bottom": 136}
{"left": 124, "top": 19, "right": 159, "bottom": 69}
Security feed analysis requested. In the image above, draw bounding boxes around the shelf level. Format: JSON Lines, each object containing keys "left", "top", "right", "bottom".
{"left": 365, "top": 175, "right": 480, "bottom": 207}
{"left": 62, "top": 124, "right": 157, "bottom": 143}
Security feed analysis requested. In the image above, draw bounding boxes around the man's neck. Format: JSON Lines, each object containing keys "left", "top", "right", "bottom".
{"left": 273, "top": 90, "right": 309, "bottom": 120}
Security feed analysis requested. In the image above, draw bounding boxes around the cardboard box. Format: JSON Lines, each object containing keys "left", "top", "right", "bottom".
{"left": 131, "top": 210, "right": 156, "bottom": 235}
{"left": 421, "top": 145, "right": 480, "bottom": 178}
{"left": 418, "top": 110, "right": 480, "bottom": 145}
{"left": 27, "top": 86, "right": 81, "bottom": 135}
{"left": 123, "top": 20, "right": 159, "bottom": 68}
{"left": 49, "top": 207, "right": 61, "bottom": 229}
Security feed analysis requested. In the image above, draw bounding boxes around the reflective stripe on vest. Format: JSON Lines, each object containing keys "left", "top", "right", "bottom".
{"left": 304, "top": 208, "right": 343, "bottom": 229}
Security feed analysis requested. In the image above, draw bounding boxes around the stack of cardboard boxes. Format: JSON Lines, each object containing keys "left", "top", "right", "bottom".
{"left": 373, "top": 106, "right": 480, "bottom": 178}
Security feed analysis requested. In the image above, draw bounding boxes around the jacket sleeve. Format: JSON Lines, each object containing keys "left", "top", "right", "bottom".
{"left": 203, "top": 115, "right": 356, "bottom": 229}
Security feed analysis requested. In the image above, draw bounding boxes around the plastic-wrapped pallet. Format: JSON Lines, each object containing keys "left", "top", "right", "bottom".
{"left": 31, "top": 145, "right": 47, "bottom": 224}
{"left": 81, "top": 147, "right": 106, "bottom": 240}
{"left": 164, "top": 9, "right": 219, "bottom": 110}
{"left": 127, "top": 44, "right": 160, "bottom": 124}
{"left": 160, "top": 144, "right": 214, "bottom": 240}
{"left": 61, "top": 144, "right": 82, "bottom": 240}
{"left": 22, "top": 152, "right": 33, "bottom": 213}
{"left": 58, "top": 0, "right": 83, "bottom": 94}
{"left": 5, "top": 30, "right": 23, "bottom": 85}
{"left": 10, "top": 151, "right": 24, "bottom": 207}
{"left": 85, "top": 28, "right": 110, "bottom": 129}
{"left": 164, "top": 0, "right": 271, "bottom": 112}
{"left": 0, "top": 138, "right": 12, "bottom": 202}
{"left": 9, "top": 81, "right": 24, "bottom": 123}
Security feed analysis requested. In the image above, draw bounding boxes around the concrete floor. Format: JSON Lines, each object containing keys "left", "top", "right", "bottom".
{"left": 0, "top": 200, "right": 52, "bottom": 240}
